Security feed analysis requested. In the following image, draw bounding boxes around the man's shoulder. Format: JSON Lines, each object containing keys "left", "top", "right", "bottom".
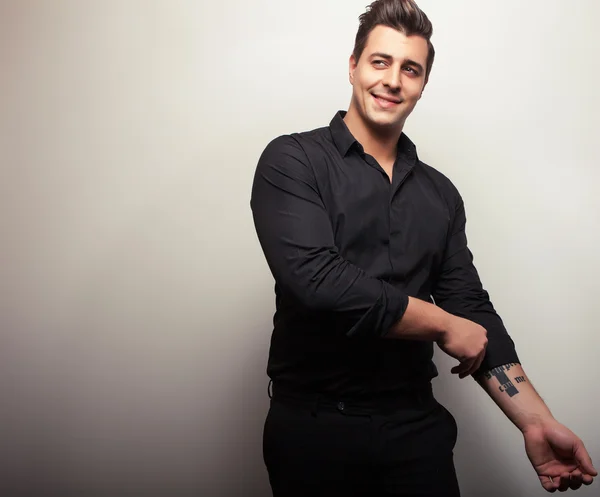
{"left": 263, "top": 124, "right": 332, "bottom": 152}
{"left": 258, "top": 125, "right": 334, "bottom": 170}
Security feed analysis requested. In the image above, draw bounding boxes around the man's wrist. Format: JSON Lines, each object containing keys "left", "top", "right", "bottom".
{"left": 390, "top": 297, "right": 451, "bottom": 341}
{"left": 517, "top": 411, "right": 556, "bottom": 434}
{"left": 432, "top": 305, "right": 452, "bottom": 341}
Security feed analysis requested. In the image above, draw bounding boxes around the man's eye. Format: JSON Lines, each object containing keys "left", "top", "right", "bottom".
{"left": 373, "top": 60, "right": 386, "bottom": 67}
{"left": 403, "top": 66, "right": 418, "bottom": 75}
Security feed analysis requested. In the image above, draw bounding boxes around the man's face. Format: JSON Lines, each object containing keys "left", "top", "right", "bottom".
{"left": 349, "top": 25, "right": 429, "bottom": 131}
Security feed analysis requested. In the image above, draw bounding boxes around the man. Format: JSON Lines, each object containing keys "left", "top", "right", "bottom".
{"left": 250, "top": 0, "right": 597, "bottom": 495}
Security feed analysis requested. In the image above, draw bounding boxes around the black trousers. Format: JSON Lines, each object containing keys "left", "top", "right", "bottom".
{"left": 263, "top": 384, "right": 460, "bottom": 497}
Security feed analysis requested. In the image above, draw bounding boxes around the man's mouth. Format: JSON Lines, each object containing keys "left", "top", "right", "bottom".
{"left": 372, "top": 94, "right": 402, "bottom": 108}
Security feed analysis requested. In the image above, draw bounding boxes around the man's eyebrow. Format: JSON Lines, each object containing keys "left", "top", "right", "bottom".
{"left": 370, "top": 52, "right": 394, "bottom": 61}
{"left": 369, "top": 52, "right": 424, "bottom": 73}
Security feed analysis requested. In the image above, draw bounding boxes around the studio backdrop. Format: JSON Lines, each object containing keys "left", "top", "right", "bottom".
{"left": 1, "top": 1, "right": 598, "bottom": 496}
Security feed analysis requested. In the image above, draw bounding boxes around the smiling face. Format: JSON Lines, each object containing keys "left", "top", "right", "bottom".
{"left": 348, "top": 25, "right": 429, "bottom": 133}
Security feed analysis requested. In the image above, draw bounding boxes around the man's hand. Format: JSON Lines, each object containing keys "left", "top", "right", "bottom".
{"left": 523, "top": 418, "right": 597, "bottom": 492}
{"left": 436, "top": 315, "right": 488, "bottom": 379}
{"left": 388, "top": 297, "right": 487, "bottom": 379}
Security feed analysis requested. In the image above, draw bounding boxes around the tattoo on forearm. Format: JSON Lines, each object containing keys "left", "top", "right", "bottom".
{"left": 482, "top": 363, "right": 526, "bottom": 397}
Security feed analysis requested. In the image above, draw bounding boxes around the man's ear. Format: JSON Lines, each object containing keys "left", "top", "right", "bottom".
{"left": 348, "top": 54, "right": 357, "bottom": 85}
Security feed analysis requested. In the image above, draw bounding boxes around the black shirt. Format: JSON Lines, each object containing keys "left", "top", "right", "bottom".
{"left": 251, "top": 111, "right": 519, "bottom": 399}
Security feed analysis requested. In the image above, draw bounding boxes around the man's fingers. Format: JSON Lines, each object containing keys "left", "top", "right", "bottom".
{"left": 540, "top": 476, "right": 558, "bottom": 492}
{"left": 458, "top": 351, "right": 485, "bottom": 379}
{"left": 460, "top": 363, "right": 477, "bottom": 379}
{"left": 558, "top": 472, "right": 571, "bottom": 492}
{"left": 469, "top": 350, "right": 486, "bottom": 377}
{"left": 568, "top": 470, "right": 583, "bottom": 490}
{"left": 450, "top": 361, "right": 468, "bottom": 374}
{"left": 452, "top": 344, "right": 487, "bottom": 378}
{"left": 451, "top": 359, "right": 473, "bottom": 376}
{"left": 574, "top": 441, "right": 598, "bottom": 476}
{"left": 582, "top": 474, "right": 594, "bottom": 485}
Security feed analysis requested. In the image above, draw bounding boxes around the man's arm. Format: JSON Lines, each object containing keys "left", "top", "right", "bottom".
{"left": 251, "top": 133, "right": 485, "bottom": 370}
{"left": 251, "top": 135, "right": 408, "bottom": 338}
{"left": 475, "top": 363, "right": 597, "bottom": 492}
{"left": 430, "top": 190, "right": 596, "bottom": 491}
{"left": 431, "top": 191, "right": 519, "bottom": 376}
{"left": 474, "top": 362, "right": 552, "bottom": 431}
{"left": 387, "top": 296, "right": 489, "bottom": 378}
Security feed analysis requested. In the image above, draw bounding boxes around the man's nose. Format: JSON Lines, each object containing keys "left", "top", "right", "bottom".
{"left": 382, "top": 68, "right": 401, "bottom": 91}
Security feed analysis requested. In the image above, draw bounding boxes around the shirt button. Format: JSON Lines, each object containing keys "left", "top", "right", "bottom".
{"left": 337, "top": 401, "right": 345, "bottom": 412}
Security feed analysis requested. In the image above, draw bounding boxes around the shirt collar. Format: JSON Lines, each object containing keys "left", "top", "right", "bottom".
{"left": 329, "top": 110, "right": 418, "bottom": 162}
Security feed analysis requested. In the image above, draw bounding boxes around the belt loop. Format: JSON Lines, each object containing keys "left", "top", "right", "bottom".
{"left": 267, "top": 379, "right": 273, "bottom": 399}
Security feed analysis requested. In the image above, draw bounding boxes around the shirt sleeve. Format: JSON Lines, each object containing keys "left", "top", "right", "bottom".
{"left": 432, "top": 193, "right": 520, "bottom": 373}
{"left": 250, "top": 135, "right": 408, "bottom": 338}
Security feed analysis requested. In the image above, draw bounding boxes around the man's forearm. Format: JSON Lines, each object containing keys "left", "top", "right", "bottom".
{"left": 475, "top": 363, "right": 554, "bottom": 432}
{"left": 386, "top": 296, "right": 450, "bottom": 340}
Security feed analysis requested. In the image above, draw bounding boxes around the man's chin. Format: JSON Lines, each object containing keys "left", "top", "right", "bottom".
{"left": 367, "top": 114, "right": 403, "bottom": 130}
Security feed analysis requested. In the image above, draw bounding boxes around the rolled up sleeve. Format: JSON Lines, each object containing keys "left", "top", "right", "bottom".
{"left": 432, "top": 194, "right": 520, "bottom": 372}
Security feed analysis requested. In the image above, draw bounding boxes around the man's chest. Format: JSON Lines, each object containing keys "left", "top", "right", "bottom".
{"left": 317, "top": 166, "right": 452, "bottom": 266}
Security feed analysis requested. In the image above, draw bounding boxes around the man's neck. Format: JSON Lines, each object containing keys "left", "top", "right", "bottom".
{"left": 343, "top": 107, "right": 403, "bottom": 164}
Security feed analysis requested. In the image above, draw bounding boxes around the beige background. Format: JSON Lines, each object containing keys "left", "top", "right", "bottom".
{"left": 1, "top": 1, "right": 599, "bottom": 496}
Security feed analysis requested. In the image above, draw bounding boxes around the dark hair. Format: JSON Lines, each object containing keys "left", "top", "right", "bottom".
{"left": 352, "top": 0, "right": 435, "bottom": 79}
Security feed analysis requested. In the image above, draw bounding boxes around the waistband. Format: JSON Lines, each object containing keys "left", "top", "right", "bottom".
{"left": 269, "top": 380, "right": 436, "bottom": 415}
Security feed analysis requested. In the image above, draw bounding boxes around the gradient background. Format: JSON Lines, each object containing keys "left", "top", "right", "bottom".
{"left": 1, "top": 1, "right": 599, "bottom": 496}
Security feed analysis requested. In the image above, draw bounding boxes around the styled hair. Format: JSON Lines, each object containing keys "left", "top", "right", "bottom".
{"left": 352, "top": 0, "right": 435, "bottom": 79}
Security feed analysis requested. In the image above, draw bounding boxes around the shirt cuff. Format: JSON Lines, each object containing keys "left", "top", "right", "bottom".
{"left": 476, "top": 335, "right": 520, "bottom": 374}
{"left": 346, "top": 281, "right": 408, "bottom": 338}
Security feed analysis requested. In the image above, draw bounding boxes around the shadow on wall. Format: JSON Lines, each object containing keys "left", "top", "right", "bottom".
{"left": 209, "top": 317, "right": 273, "bottom": 497}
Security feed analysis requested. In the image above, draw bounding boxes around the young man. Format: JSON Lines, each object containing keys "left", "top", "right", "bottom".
{"left": 250, "top": 1, "right": 597, "bottom": 495}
